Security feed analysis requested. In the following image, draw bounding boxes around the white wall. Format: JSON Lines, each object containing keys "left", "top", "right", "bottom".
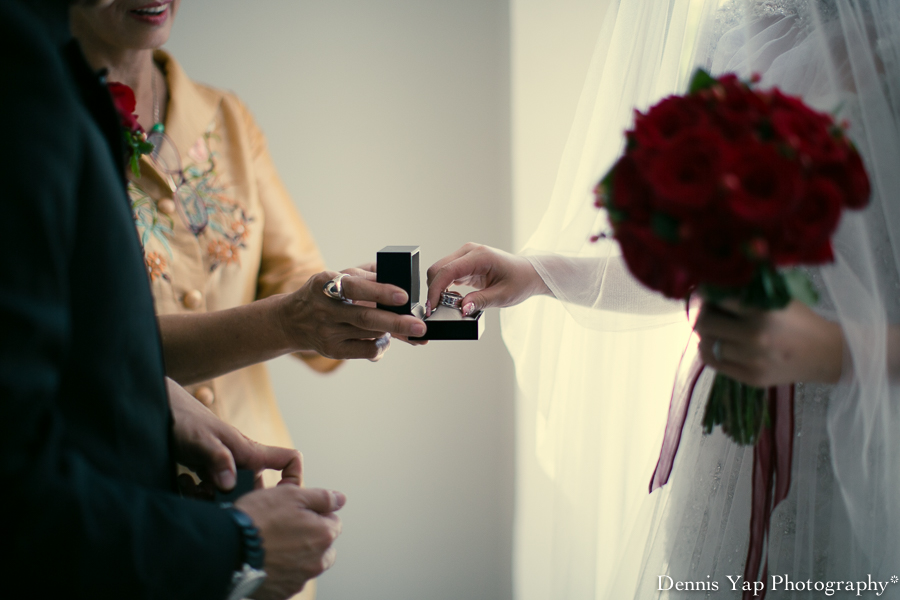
{"left": 166, "top": 2, "right": 514, "bottom": 599}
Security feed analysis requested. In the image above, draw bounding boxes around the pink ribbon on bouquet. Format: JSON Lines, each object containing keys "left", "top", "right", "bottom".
{"left": 650, "top": 338, "right": 794, "bottom": 600}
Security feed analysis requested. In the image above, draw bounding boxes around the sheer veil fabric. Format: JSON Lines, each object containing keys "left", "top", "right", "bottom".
{"left": 503, "top": 0, "right": 900, "bottom": 598}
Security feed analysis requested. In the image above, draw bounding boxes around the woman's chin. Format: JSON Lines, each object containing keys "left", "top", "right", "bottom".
{"left": 119, "top": 16, "right": 174, "bottom": 50}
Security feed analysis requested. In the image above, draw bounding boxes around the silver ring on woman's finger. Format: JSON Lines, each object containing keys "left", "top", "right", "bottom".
{"left": 711, "top": 338, "right": 723, "bottom": 362}
{"left": 323, "top": 273, "right": 350, "bottom": 301}
{"left": 368, "top": 334, "right": 391, "bottom": 362}
{"left": 440, "top": 290, "right": 463, "bottom": 310}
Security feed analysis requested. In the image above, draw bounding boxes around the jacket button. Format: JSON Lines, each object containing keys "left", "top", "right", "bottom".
{"left": 183, "top": 289, "right": 203, "bottom": 309}
{"left": 157, "top": 198, "right": 176, "bottom": 215}
{"left": 194, "top": 386, "right": 215, "bottom": 407}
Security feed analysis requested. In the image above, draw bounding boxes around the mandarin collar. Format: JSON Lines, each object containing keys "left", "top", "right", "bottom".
{"left": 154, "top": 49, "right": 223, "bottom": 161}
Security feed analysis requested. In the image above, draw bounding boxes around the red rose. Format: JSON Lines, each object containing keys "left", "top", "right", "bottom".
{"left": 771, "top": 177, "right": 843, "bottom": 265}
{"left": 632, "top": 95, "right": 707, "bottom": 149}
{"left": 644, "top": 129, "right": 726, "bottom": 213}
{"left": 770, "top": 106, "right": 844, "bottom": 164}
{"left": 107, "top": 81, "right": 143, "bottom": 133}
{"left": 768, "top": 88, "right": 819, "bottom": 117}
{"left": 609, "top": 155, "right": 654, "bottom": 222}
{"left": 708, "top": 76, "right": 768, "bottom": 140}
{"left": 681, "top": 220, "right": 757, "bottom": 287}
{"left": 826, "top": 148, "right": 871, "bottom": 209}
{"left": 616, "top": 223, "right": 696, "bottom": 298}
{"left": 723, "top": 143, "right": 803, "bottom": 226}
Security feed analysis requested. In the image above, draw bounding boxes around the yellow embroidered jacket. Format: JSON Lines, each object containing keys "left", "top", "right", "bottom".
{"left": 130, "top": 50, "right": 339, "bottom": 482}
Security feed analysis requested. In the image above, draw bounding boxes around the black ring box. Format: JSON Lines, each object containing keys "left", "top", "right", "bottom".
{"left": 376, "top": 246, "right": 484, "bottom": 341}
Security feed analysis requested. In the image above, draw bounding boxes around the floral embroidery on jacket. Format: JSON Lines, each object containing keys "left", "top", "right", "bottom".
{"left": 129, "top": 123, "right": 254, "bottom": 283}
{"left": 178, "top": 127, "right": 254, "bottom": 273}
{"left": 131, "top": 183, "right": 175, "bottom": 254}
{"left": 131, "top": 183, "right": 174, "bottom": 282}
{"left": 207, "top": 239, "right": 241, "bottom": 268}
{"left": 145, "top": 251, "right": 170, "bottom": 282}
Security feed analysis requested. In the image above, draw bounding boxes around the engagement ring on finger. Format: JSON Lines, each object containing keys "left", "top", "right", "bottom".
{"left": 712, "top": 338, "right": 723, "bottom": 362}
{"left": 440, "top": 290, "right": 463, "bottom": 310}
{"left": 323, "top": 273, "right": 350, "bottom": 301}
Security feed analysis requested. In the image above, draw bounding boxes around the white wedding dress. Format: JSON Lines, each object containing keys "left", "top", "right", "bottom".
{"left": 503, "top": 1, "right": 900, "bottom": 598}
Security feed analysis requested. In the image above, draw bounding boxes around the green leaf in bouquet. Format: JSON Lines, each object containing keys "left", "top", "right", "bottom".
{"left": 598, "top": 168, "right": 615, "bottom": 209}
{"left": 742, "top": 266, "right": 791, "bottom": 310}
{"left": 698, "top": 283, "right": 736, "bottom": 304}
{"left": 763, "top": 266, "right": 792, "bottom": 308}
{"left": 689, "top": 68, "right": 717, "bottom": 94}
{"left": 651, "top": 212, "right": 680, "bottom": 243}
{"left": 830, "top": 100, "right": 847, "bottom": 120}
{"left": 607, "top": 207, "right": 627, "bottom": 224}
{"left": 783, "top": 269, "right": 819, "bottom": 306}
{"left": 757, "top": 119, "right": 775, "bottom": 142}
{"left": 776, "top": 143, "right": 797, "bottom": 160}
{"left": 760, "top": 265, "right": 776, "bottom": 297}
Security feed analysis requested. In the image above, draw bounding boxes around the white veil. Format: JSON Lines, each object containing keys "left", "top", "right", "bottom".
{"left": 503, "top": 0, "right": 900, "bottom": 598}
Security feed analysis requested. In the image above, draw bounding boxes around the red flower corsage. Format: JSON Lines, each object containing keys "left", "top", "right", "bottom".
{"left": 108, "top": 81, "right": 154, "bottom": 177}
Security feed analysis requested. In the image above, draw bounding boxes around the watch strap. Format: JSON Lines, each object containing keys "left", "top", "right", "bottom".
{"left": 222, "top": 504, "right": 265, "bottom": 570}
{"left": 222, "top": 504, "right": 266, "bottom": 600}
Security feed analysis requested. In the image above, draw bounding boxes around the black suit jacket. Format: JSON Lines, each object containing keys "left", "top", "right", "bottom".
{"left": 0, "top": 1, "right": 240, "bottom": 597}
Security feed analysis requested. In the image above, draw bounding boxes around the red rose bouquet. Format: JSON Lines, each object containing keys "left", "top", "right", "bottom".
{"left": 108, "top": 81, "right": 154, "bottom": 177}
{"left": 594, "top": 69, "right": 870, "bottom": 445}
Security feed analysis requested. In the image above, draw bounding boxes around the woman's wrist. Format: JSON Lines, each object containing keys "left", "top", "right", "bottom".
{"left": 521, "top": 255, "right": 553, "bottom": 299}
{"left": 814, "top": 320, "right": 845, "bottom": 384}
{"left": 273, "top": 291, "right": 310, "bottom": 354}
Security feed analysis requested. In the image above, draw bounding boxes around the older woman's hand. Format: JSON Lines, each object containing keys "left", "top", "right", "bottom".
{"left": 280, "top": 268, "right": 427, "bottom": 361}
{"left": 425, "top": 243, "right": 550, "bottom": 317}
{"left": 695, "top": 300, "right": 844, "bottom": 387}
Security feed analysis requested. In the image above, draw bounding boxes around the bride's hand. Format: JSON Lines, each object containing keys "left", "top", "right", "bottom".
{"left": 695, "top": 299, "right": 844, "bottom": 387}
{"left": 425, "top": 243, "right": 550, "bottom": 317}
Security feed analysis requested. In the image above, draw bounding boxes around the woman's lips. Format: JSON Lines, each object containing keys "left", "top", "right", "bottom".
{"left": 128, "top": 3, "right": 170, "bottom": 26}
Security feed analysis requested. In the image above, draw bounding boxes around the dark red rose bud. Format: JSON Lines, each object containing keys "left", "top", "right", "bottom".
{"left": 632, "top": 95, "right": 706, "bottom": 148}
{"left": 830, "top": 149, "right": 871, "bottom": 209}
{"left": 770, "top": 99, "right": 843, "bottom": 163}
{"left": 682, "top": 222, "right": 756, "bottom": 287}
{"left": 771, "top": 177, "right": 843, "bottom": 265}
{"left": 610, "top": 155, "right": 654, "bottom": 221}
{"left": 724, "top": 144, "right": 803, "bottom": 226}
{"left": 107, "top": 81, "right": 143, "bottom": 133}
{"left": 645, "top": 129, "right": 725, "bottom": 213}
{"left": 616, "top": 223, "right": 696, "bottom": 298}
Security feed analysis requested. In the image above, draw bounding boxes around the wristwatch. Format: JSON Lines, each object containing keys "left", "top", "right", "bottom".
{"left": 222, "top": 504, "right": 267, "bottom": 600}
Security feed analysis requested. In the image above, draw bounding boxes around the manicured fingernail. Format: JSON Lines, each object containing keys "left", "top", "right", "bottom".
{"left": 412, "top": 323, "right": 426, "bottom": 337}
{"left": 425, "top": 301, "right": 432, "bottom": 317}
{"left": 462, "top": 303, "right": 475, "bottom": 317}
{"left": 217, "top": 469, "right": 235, "bottom": 491}
{"left": 393, "top": 291, "right": 407, "bottom": 304}
{"left": 332, "top": 491, "right": 347, "bottom": 509}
